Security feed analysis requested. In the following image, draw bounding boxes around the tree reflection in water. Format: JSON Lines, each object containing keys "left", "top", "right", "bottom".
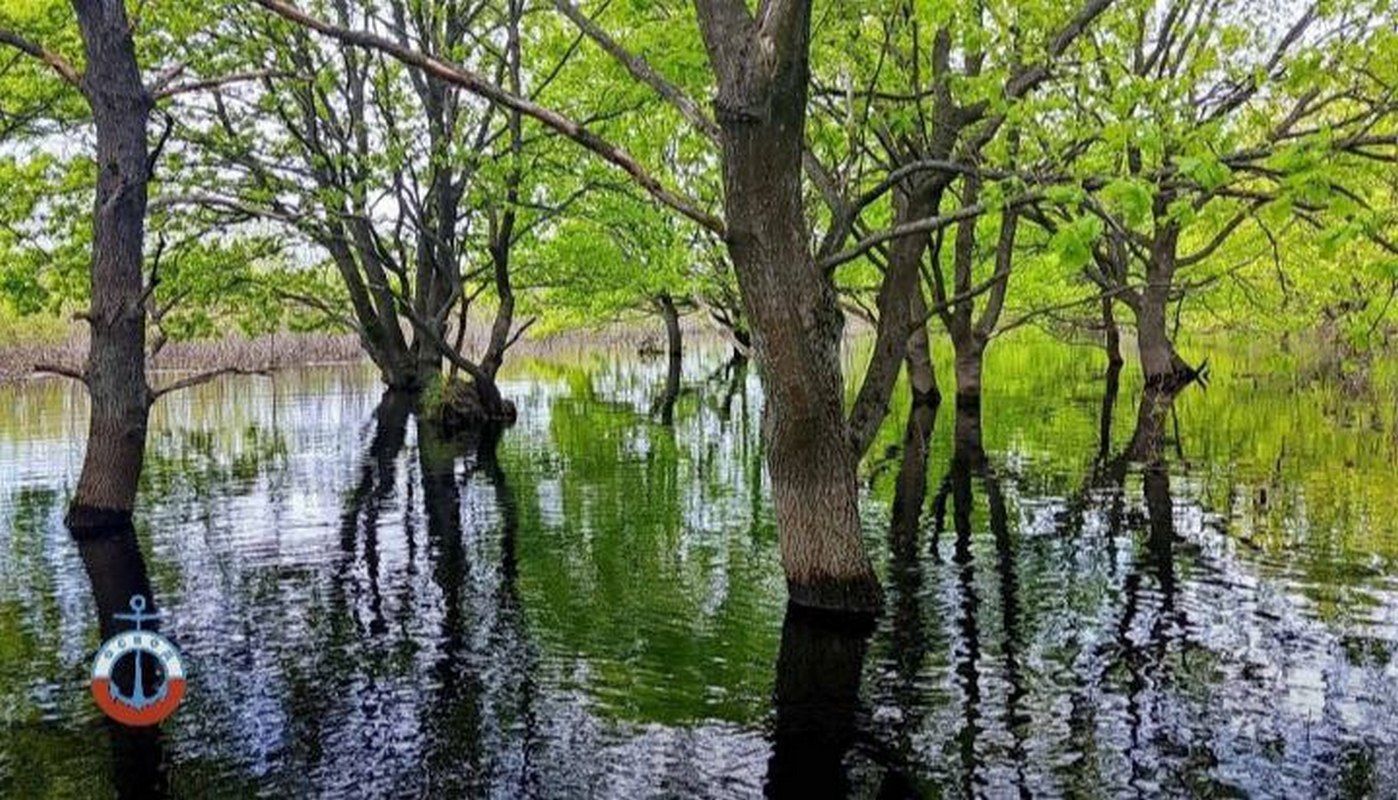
{"left": 75, "top": 524, "right": 169, "bottom": 798}
{"left": 2, "top": 351, "right": 1397, "bottom": 797}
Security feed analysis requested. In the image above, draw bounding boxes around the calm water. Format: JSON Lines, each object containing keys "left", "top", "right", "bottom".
{"left": 2, "top": 341, "right": 1397, "bottom": 798}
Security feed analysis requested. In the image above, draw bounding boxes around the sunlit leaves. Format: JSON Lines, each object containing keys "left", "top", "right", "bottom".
{"left": 1100, "top": 178, "right": 1154, "bottom": 228}
{"left": 1176, "top": 152, "right": 1233, "bottom": 193}
{"left": 1050, "top": 216, "right": 1104, "bottom": 270}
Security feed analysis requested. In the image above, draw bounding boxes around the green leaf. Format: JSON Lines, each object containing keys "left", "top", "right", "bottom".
{"left": 1100, "top": 178, "right": 1154, "bottom": 227}
{"left": 1050, "top": 216, "right": 1104, "bottom": 270}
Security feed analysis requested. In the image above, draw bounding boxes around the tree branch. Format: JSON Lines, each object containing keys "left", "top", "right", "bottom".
{"left": 32, "top": 362, "right": 86, "bottom": 384}
{"left": 0, "top": 26, "right": 82, "bottom": 90}
{"left": 554, "top": 0, "right": 718, "bottom": 141}
{"left": 821, "top": 191, "right": 1043, "bottom": 272}
{"left": 149, "top": 367, "right": 273, "bottom": 402}
{"left": 252, "top": 0, "right": 724, "bottom": 236}
{"left": 153, "top": 69, "right": 298, "bottom": 100}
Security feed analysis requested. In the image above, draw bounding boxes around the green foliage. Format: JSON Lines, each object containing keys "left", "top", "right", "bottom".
{"left": 1050, "top": 216, "right": 1104, "bottom": 270}
{"left": 0, "top": 0, "right": 1393, "bottom": 370}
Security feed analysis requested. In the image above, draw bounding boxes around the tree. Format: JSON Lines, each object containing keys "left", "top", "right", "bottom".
{"left": 817, "top": 0, "right": 1112, "bottom": 414}
{"left": 165, "top": 0, "right": 582, "bottom": 420}
{"left": 1, "top": 1, "right": 284, "bottom": 529}
{"left": 2, "top": 1, "right": 152, "bottom": 528}
{"left": 1044, "top": 0, "right": 1397, "bottom": 389}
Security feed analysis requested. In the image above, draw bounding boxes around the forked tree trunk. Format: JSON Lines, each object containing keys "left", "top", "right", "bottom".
{"left": 696, "top": 0, "right": 879, "bottom": 613}
{"left": 941, "top": 195, "right": 1016, "bottom": 407}
{"left": 66, "top": 0, "right": 155, "bottom": 532}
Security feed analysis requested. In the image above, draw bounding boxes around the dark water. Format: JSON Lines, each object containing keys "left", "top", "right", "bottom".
{"left": 2, "top": 341, "right": 1397, "bottom": 798}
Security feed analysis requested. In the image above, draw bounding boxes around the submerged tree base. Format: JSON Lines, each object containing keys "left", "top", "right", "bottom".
{"left": 421, "top": 376, "right": 517, "bottom": 433}
{"left": 66, "top": 505, "right": 137, "bottom": 538}
{"left": 786, "top": 575, "right": 883, "bottom": 618}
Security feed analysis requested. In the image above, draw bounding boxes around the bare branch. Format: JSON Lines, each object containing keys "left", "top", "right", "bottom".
{"left": 154, "top": 69, "right": 298, "bottom": 100}
{"left": 149, "top": 367, "right": 274, "bottom": 401}
{"left": 821, "top": 191, "right": 1043, "bottom": 272}
{"left": 32, "top": 362, "right": 87, "bottom": 384}
{"left": 554, "top": 0, "right": 717, "bottom": 141}
{"left": 150, "top": 193, "right": 299, "bottom": 223}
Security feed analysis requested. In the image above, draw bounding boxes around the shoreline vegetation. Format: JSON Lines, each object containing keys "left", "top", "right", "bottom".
{"left": 0, "top": 319, "right": 716, "bottom": 383}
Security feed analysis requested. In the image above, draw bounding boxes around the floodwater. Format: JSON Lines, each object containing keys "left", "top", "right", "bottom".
{"left": 1, "top": 340, "right": 1397, "bottom": 798}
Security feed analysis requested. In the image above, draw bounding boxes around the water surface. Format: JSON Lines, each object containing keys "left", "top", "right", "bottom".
{"left": 1, "top": 341, "right": 1396, "bottom": 797}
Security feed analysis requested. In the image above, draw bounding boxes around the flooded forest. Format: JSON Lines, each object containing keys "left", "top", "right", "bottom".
{"left": 1, "top": 0, "right": 1396, "bottom": 797}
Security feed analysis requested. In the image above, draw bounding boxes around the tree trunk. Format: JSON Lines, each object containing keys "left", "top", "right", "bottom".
{"left": 1102, "top": 295, "right": 1123, "bottom": 365}
{"left": 952, "top": 340, "right": 986, "bottom": 406}
{"left": 66, "top": 0, "right": 154, "bottom": 532}
{"left": 905, "top": 290, "right": 941, "bottom": 409}
{"left": 1135, "top": 276, "right": 1179, "bottom": 387}
{"left": 1098, "top": 360, "right": 1123, "bottom": 463}
{"left": 1125, "top": 384, "right": 1178, "bottom": 465}
{"left": 656, "top": 293, "right": 682, "bottom": 426}
{"left": 1135, "top": 288, "right": 1196, "bottom": 389}
{"left": 696, "top": 0, "right": 880, "bottom": 613}
{"left": 846, "top": 186, "right": 937, "bottom": 456}
{"left": 1135, "top": 227, "right": 1197, "bottom": 389}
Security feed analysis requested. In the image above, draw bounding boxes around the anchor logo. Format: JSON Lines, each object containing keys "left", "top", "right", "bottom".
{"left": 89, "top": 595, "right": 187, "bottom": 726}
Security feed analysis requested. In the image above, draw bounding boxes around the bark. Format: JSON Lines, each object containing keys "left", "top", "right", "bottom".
{"left": 905, "top": 288, "right": 941, "bottom": 408}
{"left": 952, "top": 402, "right": 986, "bottom": 469}
{"left": 1098, "top": 360, "right": 1123, "bottom": 463}
{"left": 1132, "top": 220, "right": 1199, "bottom": 390}
{"left": 66, "top": 0, "right": 155, "bottom": 532}
{"left": 1123, "top": 384, "right": 1178, "bottom": 466}
{"left": 953, "top": 343, "right": 986, "bottom": 405}
{"left": 1135, "top": 280, "right": 1195, "bottom": 389}
{"left": 1136, "top": 271, "right": 1178, "bottom": 385}
{"left": 656, "top": 292, "right": 682, "bottom": 426}
{"left": 847, "top": 186, "right": 939, "bottom": 457}
{"left": 1102, "top": 295, "right": 1123, "bottom": 365}
{"left": 479, "top": 0, "right": 524, "bottom": 386}
{"left": 942, "top": 202, "right": 1017, "bottom": 404}
{"left": 696, "top": 0, "right": 879, "bottom": 613}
